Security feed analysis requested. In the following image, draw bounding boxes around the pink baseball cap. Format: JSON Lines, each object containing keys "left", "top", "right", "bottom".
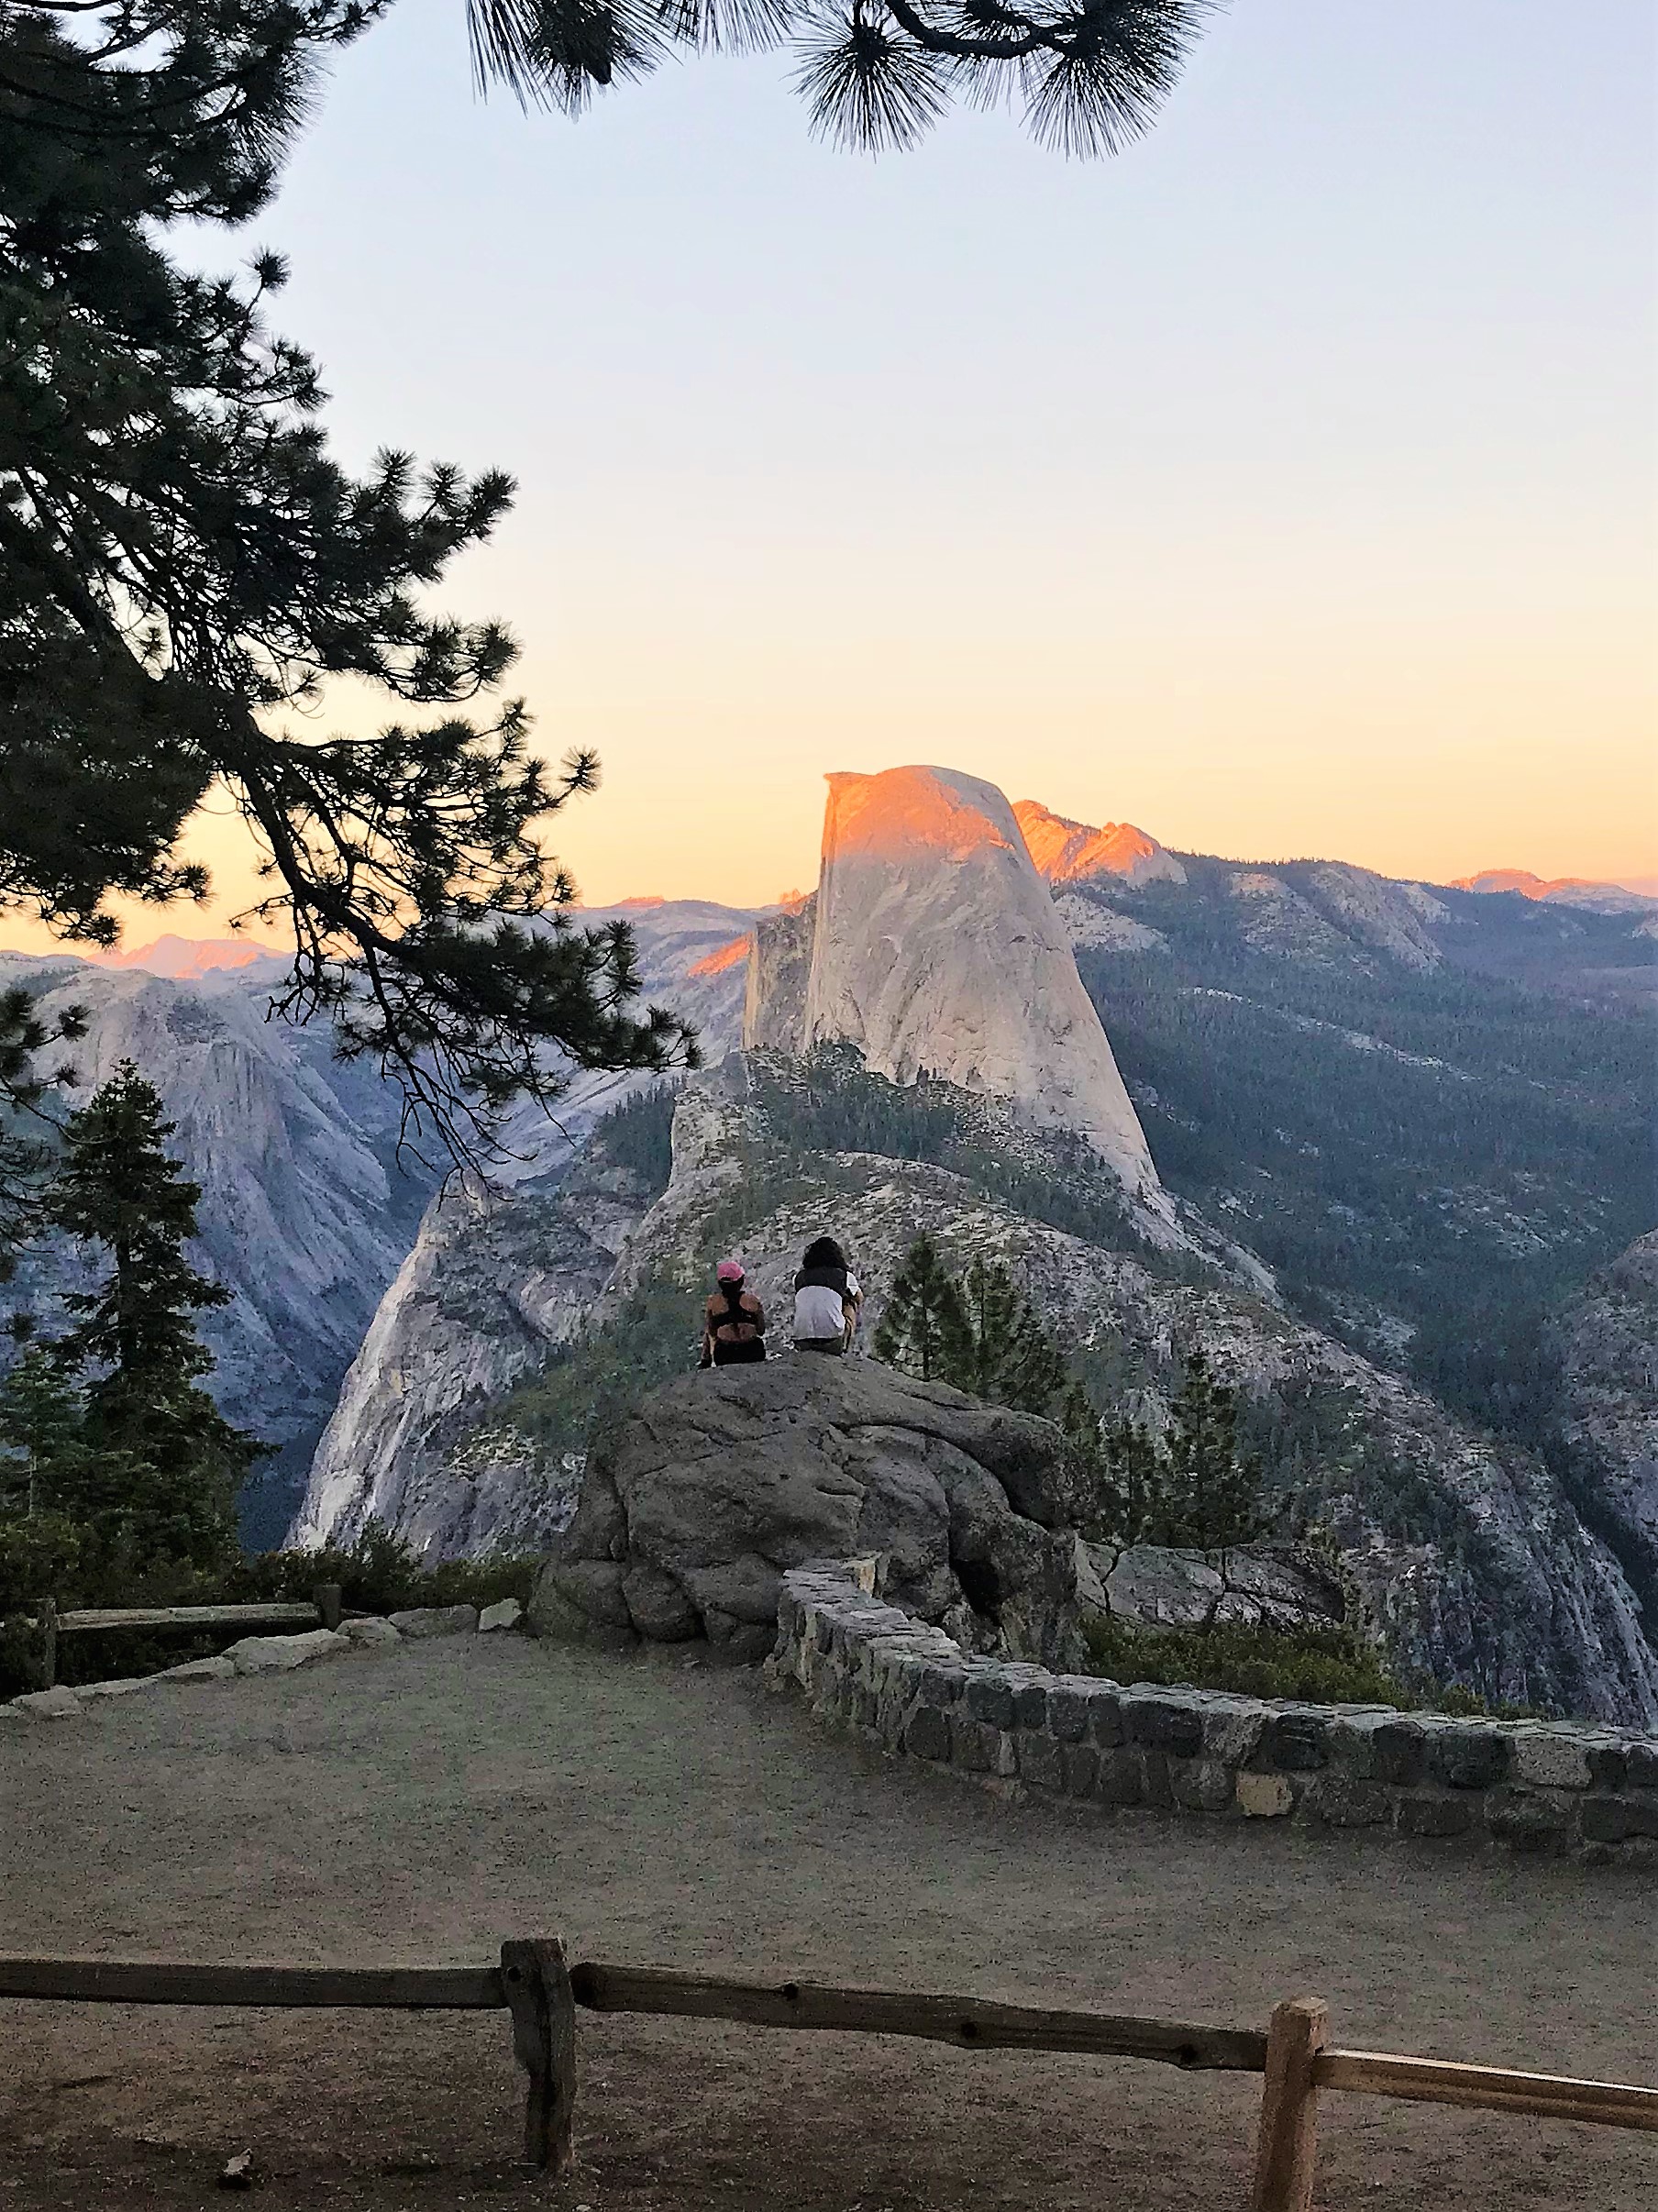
{"left": 715, "top": 1258, "right": 745, "bottom": 1283}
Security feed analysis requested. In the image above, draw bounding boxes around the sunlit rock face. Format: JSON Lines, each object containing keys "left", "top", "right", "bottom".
{"left": 1011, "top": 799, "right": 1187, "bottom": 889}
{"left": 800, "top": 766, "right": 1159, "bottom": 1194}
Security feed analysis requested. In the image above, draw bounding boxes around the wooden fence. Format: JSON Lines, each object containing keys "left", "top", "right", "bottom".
{"left": 24, "top": 1586, "right": 344, "bottom": 1689}
{"left": 2, "top": 1950, "right": 1653, "bottom": 2206}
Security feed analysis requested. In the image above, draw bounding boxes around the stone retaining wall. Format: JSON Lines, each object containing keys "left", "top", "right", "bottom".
{"left": 774, "top": 1566, "right": 1658, "bottom": 1865}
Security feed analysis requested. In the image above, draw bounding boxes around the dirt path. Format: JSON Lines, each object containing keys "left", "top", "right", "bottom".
{"left": 1, "top": 1637, "right": 1652, "bottom": 2209}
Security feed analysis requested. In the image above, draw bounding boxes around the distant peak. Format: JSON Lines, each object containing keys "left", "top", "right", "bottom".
{"left": 1449, "top": 868, "right": 1657, "bottom": 915}
{"left": 1454, "top": 868, "right": 1601, "bottom": 898}
{"left": 822, "top": 766, "right": 1021, "bottom": 866}
{"left": 1012, "top": 798, "right": 1187, "bottom": 889}
{"left": 612, "top": 895, "right": 666, "bottom": 910}
{"left": 94, "top": 934, "right": 282, "bottom": 981}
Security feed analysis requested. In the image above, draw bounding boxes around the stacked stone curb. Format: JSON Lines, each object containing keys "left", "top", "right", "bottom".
{"left": 774, "top": 1565, "right": 1658, "bottom": 1865}
{"left": 4, "top": 1598, "right": 524, "bottom": 1720}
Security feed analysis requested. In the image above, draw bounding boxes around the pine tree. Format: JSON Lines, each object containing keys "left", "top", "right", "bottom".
{"left": 45, "top": 1063, "right": 251, "bottom": 1569}
{"left": 956, "top": 1256, "right": 1067, "bottom": 1414}
{"left": 0, "top": 1344, "right": 84, "bottom": 1519}
{"left": 2, "top": 6, "right": 693, "bottom": 1171}
{"left": 873, "top": 1234, "right": 970, "bottom": 1385}
{"left": 463, "top": 0, "right": 1208, "bottom": 156}
{"left": 1067, "top": 1355, "right": 1265, "bottom": 1551}
{"left": 1066, "top": 1385, "right": 1176, "bottom": 1548}
{"left": 1161, "top": 1351, "right": 1265, "bottom": 1550}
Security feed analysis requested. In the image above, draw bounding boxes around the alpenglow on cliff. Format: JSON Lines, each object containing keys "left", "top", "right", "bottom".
{"left": 745, "top": 765, "right": 1160, "bottom": 1198}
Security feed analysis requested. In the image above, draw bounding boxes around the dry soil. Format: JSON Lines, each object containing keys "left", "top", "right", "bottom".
{"left": 0, "top": 1635, "right": 1653, "bottom": 2210}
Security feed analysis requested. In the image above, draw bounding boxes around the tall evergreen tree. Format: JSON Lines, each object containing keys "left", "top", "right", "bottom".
{"left": 0, "top": 1344, "right": 83, "bottom": 1519}
{"left": 1161, "top": 1349, "right": 1264, "bottom": 1549}
{"left": 873, "top": 1233, "right": 970, "bottom": 1384}
{"left": 1073, "top": 1352, "right": 1265, "bottom": 1550}
{"left": 2, "top": 3, "right": 693, "bottom": 1169}
{"left": 955, "top": 1255, "right": 1067, "bottom": 1413}
{"left": 1067, "top": 1386, "right": 1170, "bottom": 1547}
{"left": 44, "top": 1063, "right": 250, "bottom": 1567}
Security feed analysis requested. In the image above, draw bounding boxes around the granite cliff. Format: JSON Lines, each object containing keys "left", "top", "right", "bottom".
{"left": 781, "top": 766, "right": 1161, "bottom": 1200}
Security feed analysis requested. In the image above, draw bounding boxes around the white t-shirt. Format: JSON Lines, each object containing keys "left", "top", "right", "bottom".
{"left": 794, "top": 1272, "right": 860, "bottom": 1343}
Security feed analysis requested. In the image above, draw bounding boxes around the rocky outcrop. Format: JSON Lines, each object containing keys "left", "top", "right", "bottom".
{"left": 286, "top": 900, "right": 757, "bottom": 1553}
{"left": 589, "top": 1065, "right": 1658, "bottom": 1726}
{"left": 530, "top": 1357, "right": 1084, "bottom": 1669}
{"left": 1553, "top": 1233, "right": 1658, "bottom": 1615}
{"left": 287, "top": 1135, "right": 656, "bottom": 1557}
{"left": 800, "top": 767, "right": 1160, "bottom": 1196}
{"left": 742, "top": 897, "right": 815, "bottom": 1055}
{"left": 1078, "top": 1541, "right": 1349, "bottom": 1639}
{"left": 1011, "top": 800, "right": 1187, "bottom": 889}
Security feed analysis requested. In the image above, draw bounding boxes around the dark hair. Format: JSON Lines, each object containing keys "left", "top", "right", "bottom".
{"left": 802, "top": 1234, "right": 846, "bottom": 1271}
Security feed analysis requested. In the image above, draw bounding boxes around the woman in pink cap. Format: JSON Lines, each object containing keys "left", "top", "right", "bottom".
{"left": 700, "top": 1258, "right": 768, "bottom": 1367}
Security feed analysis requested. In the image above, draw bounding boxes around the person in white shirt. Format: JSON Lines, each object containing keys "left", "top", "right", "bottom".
{"left": 792, "top": 1235, "right": 862, "bottom": 1355}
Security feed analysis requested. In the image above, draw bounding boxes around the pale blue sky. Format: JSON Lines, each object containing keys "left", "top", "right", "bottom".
{"left": 189, "top": 0, "right": 1656, "bottom": 908}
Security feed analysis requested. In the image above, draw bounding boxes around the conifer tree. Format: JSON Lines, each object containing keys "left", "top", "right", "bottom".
{"left": 956, "top": 1255, "right": 1067, "bottom": 1414}
{"left": 45, "top": 1063, "right": 251, "bottom": 1568}
{"left": 2, "top": 5, "right": 693, "bottom": 1170}
{"left": 0, "top": 1344, "right": 84, "bottom": 1519}
{"left": 873, "top": 1234, "right": 970, "bottom": 1385}
{"left": 1161, "top": 1350, "right": 1264, "bottom": 1549}
{"left": 1072, "top": 1352, "right": 1265, "bottom": 1550}
{"left": 1067, "top": 1387, "right": 1170, "bottom": 1547}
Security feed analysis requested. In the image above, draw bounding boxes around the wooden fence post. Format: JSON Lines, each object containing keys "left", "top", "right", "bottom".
{"left": 1251, "top": 1997, "right": 1328, "bottom": 2212}
{"left": 501, "top": 1938, "right": 577, "bottom": 2173}
{"left": 314, "top": 1584, "right": 343, "bottom": 1632}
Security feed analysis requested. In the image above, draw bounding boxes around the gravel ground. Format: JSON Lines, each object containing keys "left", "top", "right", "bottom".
{"left": 1, "top": 1634, "right": 1653, "bottom": 2210}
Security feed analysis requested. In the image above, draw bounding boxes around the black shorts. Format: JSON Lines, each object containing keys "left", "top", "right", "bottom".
{"left": 712, "top": 1338, "right": 767, "bottom": 1366}
{"left": 794, "top": 1338, "right": 846, "bottom": 1356}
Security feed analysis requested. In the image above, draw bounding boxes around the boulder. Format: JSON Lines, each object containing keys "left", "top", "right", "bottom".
{"left": 386, "top": 1604, "right": 478, "bottom": 1639}
{"left": 159, "top": 1654, "right": 238, "bottom": 1683}
{"left": 1081, "top": 1539, "right": 1350, "bottom": 1641}
{"left": 225, "top": 1629, "right": 348, "bottom": 1676}
{"left": 531, "top": 1357, "right": 1082, "bottom": 1667}
{"left": 477, "top": 1598, "right": 523, "bottom": 1634}
{"left": 339, "top": 1616, "right": 402, "bottom": 1650}
{"left": 1102, "top": 1547, "right": 1222, "bottom": 1631}
{"left": 11, "top": 1685, "right": 83, "bottom": 1720}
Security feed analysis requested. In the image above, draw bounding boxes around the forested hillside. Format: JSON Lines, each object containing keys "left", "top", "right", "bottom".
{"left": 1067, "top": 861, "right": 1655, "bottom": 1444}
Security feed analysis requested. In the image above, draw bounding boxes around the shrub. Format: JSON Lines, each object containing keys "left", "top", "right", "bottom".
{"left": 1078, "top": 1614, "right": 1526, "bottom": 1717}
{"left": 236, "top": 1522, "right": 536, "bottom": 1616}
{"left": 1081, "top": 1614, "right": 1417, "bottom": 1707}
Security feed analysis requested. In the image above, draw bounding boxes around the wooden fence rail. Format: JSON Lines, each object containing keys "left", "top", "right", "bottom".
{"left": 22, "top": 1587, "right": 345, "bottom": 1689}
{"left": 2, "top": 1951, "right": 1652, "bottom": 2206}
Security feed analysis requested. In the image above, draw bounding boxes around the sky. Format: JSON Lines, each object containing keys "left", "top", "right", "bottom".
{"left": 10, "top": 0, "right": 1658, "bottom": 946}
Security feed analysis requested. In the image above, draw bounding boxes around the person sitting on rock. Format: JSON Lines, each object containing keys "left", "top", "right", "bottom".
{"left": 701, "top": 1258, "right": 767, "bottom": 1366}
{"left": 792, "top": 1234, "right": 862, "bottom": 1355}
